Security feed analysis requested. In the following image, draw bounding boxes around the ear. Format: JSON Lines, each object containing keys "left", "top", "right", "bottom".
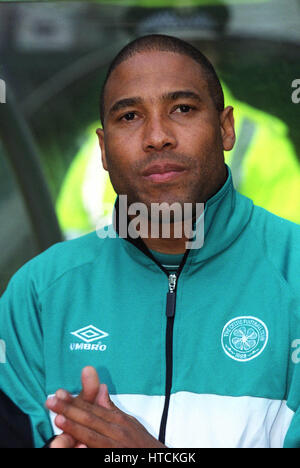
{"left": 96, "top": 128, "right": 108, "bottom": 171}
{"left": 219, "top": 106, "right": 235, "bottom": 152}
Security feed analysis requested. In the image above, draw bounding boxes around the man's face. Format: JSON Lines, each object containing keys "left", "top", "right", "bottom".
{"left": 97, "top": 51, "right": 235, "bottom": 210}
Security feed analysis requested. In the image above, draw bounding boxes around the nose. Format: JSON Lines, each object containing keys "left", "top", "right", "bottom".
{"left": 142, "top": 114, "right": 177, "bottom": 152}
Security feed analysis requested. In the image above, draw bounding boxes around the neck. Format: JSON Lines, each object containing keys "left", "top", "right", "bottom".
{"left": 129, "top": 214, "right": 198, "bottom": 255}
{"left": 142, "top": 231, "right": 189, "bottom": 255}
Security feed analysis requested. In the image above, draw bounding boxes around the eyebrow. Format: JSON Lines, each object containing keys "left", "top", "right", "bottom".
{"left": 162, "top": 90, "right": 203, "bottom": 104}
{"left": 108, "top": 90, "right": 202, "bottom": 117}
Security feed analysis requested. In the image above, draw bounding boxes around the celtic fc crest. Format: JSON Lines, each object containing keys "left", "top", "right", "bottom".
{"left": 221, "top": 316, "right": 268, "bottom": 362}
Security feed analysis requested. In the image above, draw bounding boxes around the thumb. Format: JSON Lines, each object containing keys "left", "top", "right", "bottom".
{"left": 79, "top": 366, "right": 100, "bottom": 403}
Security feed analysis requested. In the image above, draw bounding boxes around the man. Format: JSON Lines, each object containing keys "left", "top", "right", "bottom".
{"left": 1, "top": 34, "right": 300, "bottom": 448}
{"left": 56, "top": 0, "right": 300, "bottom": 240}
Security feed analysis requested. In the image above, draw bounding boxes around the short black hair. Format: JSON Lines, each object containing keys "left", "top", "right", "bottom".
{"left": 99, "top": 34, "right": 224, "bottom": 126}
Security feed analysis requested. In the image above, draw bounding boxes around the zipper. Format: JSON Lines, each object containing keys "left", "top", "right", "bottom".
{"left": 166, "top": 273, "right": 177, "bottom": 318}
{"left": 121, "top": 229, "right": 189, "bottom": 446}
{"left": 114, "top": 199, "right": 192, "bottom": 445}
{"left": 158, "top": 272, "right": 178, "bottom": 444}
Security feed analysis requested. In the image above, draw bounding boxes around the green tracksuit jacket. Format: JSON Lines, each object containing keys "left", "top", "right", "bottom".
{"left": 1, "top": 167, "right": 300, "bottom": 448}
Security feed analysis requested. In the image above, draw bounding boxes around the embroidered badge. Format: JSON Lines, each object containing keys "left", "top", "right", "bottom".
{"left": 221, "top": 316, "right": 268, "bottom": 362}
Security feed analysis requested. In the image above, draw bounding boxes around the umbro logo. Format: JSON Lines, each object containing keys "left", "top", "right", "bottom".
{"left": 71, "top": 325, "right": 109, "bottom": 343}
{"left": 70, "top": 325, "right": 109, "bottom": 352}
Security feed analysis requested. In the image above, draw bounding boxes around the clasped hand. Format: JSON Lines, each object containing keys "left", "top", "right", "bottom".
{"left": 46, "top": 366, "right": 165, "bottom": 449}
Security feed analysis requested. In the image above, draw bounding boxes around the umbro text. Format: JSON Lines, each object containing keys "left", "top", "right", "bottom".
{"left": 70, "top": 343, "right": 107, "bottom": 351}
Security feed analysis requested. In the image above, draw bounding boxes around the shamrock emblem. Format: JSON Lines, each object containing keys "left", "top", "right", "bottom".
{"left": 231, "top": 326, "right": 258, "bottom": 351}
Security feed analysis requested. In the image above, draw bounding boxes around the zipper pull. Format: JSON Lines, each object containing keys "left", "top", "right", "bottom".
{"left": 166, "top": 273, "right": 177, "bottom": 318}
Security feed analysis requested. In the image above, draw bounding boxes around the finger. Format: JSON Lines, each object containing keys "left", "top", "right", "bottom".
{"left": 49, "top": 433, "right": 76, "bottom": 448}
{"left": 95, "top": 387, "right": 138, "bottom": 426}
{"left": 49, "top": 397, "right": 119, "bottom": 439}
{"left": 45, "top": 389, "right": 73, "bottom": 414}
{"left": 79, "top": 366, "right": 100, "bottom": 403}
{"left": 47, "top": 392, "right": 118, "bottom": 426}
{"left": 96, "top": 384, "right": 116, "bottom": 410}
{"left": 74, "top": 443, "right": 88, "bottom": 449}
{"left": 55, "top": 389, "right": 73, "bottom": 402}
{"left": 54, "top": 414, "right": 119, "bottom": 448}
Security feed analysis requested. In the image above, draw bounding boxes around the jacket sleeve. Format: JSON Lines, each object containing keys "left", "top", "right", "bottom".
{"left": 283, "top": 305, "right": 300, "bottom": 448}
{"left": 0, "top": 260, "right": 54, "bottom": 448}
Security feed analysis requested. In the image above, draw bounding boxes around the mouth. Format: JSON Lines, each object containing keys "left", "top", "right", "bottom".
{"left": 141, "top": 163, "right": 187, "bottom": 183}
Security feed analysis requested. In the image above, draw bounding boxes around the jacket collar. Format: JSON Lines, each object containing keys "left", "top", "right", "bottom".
{"left": 113, "top": 165, "right": 253, "bottom": 270}
{"left": 187, "top": 165, "right": 253, "bottom": 265}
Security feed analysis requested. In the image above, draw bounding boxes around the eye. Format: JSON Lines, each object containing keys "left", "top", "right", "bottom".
{"left": 174, "top": 104, "right": 194, "bottom": 113}
{"left": 120, "top": 111, "right": 137, "bottom": 121}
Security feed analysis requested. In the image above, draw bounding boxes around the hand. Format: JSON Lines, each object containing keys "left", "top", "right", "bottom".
{"left": 46, "top": 366, "right": 165, "bottom": 448}
{"left": 47, "top": 366, "right": 109, "bottom": 448}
